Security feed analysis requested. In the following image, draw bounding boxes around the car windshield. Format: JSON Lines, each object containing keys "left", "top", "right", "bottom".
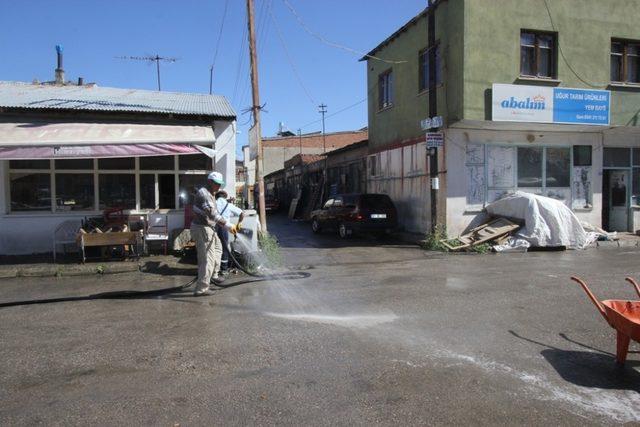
{"left": 359, "top": 194, "right": 394, "bottom": 209}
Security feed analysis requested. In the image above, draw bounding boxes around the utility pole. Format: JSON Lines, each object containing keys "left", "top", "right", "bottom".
{"left": 318, "top": 103, "right": 327, "bottom": 154}
{"left": 318, "top": 103, "right": 328, "bottom": 202}
{"left": 247, "top": 0, "right": 268, "bottom": 233}
{"left": 298, "top": 128, "right": 302, "bottom": 154}
{"left": 427, "top": 0, "right": 439, "bottom": 232}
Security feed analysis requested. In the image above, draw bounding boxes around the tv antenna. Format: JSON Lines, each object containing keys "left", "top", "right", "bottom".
{"left": 115, "top": 54, "right": 178, "bottom": 91}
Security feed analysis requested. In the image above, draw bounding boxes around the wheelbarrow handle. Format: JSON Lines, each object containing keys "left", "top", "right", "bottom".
{"left": 624, "top": 277, "right": 640, "bottom": 299}
{"left": 571, "top": 276, "right": 608, "bottom": 322}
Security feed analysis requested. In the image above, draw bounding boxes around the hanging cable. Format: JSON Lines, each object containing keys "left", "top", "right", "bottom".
{"left": 210, "top": 0, "right": 230, "bottom": 83}
{"left": 268, "top": 2, "right": 316, "bottom": 105}
{"left": 281, "top": 0, "right": 406, "bottom": 64}
{"left": 542, "top": 0, "right": 600, "bottom": 88}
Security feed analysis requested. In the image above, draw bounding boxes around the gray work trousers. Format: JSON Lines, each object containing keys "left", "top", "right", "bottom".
{"left": 190, "top": 223, "right": 223, "bottom": 293}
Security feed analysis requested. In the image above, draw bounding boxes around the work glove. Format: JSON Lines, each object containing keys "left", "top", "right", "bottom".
{"left": 226, "top": 223, "right": 238, "bottom": 235}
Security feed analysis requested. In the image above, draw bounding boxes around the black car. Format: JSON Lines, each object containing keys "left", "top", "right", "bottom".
{"left": 310, "top": 193, "right": 398, "bottom": 238}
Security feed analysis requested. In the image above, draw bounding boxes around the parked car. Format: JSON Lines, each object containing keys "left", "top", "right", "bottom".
{"left": 264, "top": 197, "right": 280, "bottom": 212}
{"left": 310, "top": 193, "right": 398, "bottom": 238}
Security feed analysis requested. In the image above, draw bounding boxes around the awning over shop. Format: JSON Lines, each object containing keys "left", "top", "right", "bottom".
{"left": 0, "top": 121, "right": 217, "bottom": 159}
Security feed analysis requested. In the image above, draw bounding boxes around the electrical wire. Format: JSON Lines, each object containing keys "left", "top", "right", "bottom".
{"left": 268, "top": 1, "right": 316, "bottom": 106}
{"left": 239, "top": 0, "right": 272, "bottom": 114}
{"left": 542, "top": 0, "right": 600, "bottom": 88}
{"left": 281, "top": 0, "right": 407, "bottom": 64}
{"left": 232, "top": 12, "right": 249, "bottom": 106}
{"left": 210, "top": 0, "right": 230, "bottom": 86}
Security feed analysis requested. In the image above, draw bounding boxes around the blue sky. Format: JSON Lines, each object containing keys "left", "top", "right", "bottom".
{"left": 0, "top": 0, "right": 426, "bottom": 158}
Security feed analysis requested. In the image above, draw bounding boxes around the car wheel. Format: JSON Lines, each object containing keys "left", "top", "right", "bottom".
{"left": 311, "top": 218, "right": 321, "bottom": 233}
{"left": 338, "top": 223, "right": 351, "bottom": 239}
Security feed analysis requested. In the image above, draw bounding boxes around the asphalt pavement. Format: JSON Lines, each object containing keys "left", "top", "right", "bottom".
{"left": 0, "top": 214, "right": 639, "bottom": 425}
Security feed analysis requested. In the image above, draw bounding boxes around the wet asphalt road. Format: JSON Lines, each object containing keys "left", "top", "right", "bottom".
{"left": 1, "top": 214, "right": 639, "bottom": 425}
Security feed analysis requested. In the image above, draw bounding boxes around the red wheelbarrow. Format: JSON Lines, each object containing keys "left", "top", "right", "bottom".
{"left": 571, "top": 276, "right": 640, "bottom": 365}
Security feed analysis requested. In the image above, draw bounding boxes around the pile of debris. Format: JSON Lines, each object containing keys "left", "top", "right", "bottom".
{"left": 443, "top": 192, "right": 605, "bottom": 253}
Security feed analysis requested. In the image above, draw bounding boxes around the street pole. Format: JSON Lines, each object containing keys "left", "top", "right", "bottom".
{"left": 247, "top": 0, "right": 268, "bottom": 233}
{"left": 318, "top": 103, "right": 328, "bottom": 202}
{"left": 427, "top": 0, "right": 438, "bottom": 232}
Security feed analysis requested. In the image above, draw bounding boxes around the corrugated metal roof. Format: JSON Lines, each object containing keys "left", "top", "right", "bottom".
{"left": 0, "top": 81, "right": 236, "bottom": 119}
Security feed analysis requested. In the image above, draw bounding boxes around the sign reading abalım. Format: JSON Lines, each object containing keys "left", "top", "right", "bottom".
{"left": 492, "top": 83, "right": 610, "bottom": 126}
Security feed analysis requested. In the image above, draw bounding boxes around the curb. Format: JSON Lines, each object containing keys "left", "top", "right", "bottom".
{"left": 0, "top": 262, "right": 141, "bottom": 279}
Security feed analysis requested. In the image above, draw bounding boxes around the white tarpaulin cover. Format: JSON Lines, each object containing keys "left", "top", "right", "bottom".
{"left": 485, "top": 191, "right": 597, "bottom": 249}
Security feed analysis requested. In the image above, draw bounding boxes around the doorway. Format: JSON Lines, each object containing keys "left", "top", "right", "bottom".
{"left": 603, "top": 169, "right": 630, "bottom": 232}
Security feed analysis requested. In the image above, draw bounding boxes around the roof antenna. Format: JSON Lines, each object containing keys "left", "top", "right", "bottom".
{"left": 115, "top": 54, "right": 179, "bottom": 91}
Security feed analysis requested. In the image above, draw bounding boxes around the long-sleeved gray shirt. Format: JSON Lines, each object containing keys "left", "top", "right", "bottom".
{"left": 191, "top": 187, "right": 226, "bottom": 227}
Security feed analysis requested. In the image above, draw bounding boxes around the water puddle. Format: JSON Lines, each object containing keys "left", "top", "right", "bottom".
{"left": 264, "top": 312, "right": 398, "bottom": 329}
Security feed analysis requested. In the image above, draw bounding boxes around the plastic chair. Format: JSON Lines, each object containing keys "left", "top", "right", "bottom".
{"left": 53, "top": 219, "right": 82, "bottom": 263}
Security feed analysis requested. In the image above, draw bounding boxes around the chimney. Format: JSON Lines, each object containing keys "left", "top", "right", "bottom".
{"left": 77, "top": 77, "right": 84, "bottom": 86}
{"left": 55, "top": 44, "right": 64, "bottom": 84}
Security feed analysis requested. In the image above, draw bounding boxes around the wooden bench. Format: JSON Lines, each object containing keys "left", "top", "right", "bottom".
{"left": 79, "top": 232, "right": 142, "bottom": 263}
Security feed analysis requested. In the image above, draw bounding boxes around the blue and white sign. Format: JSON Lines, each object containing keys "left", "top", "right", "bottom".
{"left": 492, "top": 84, "right": 610, "bottom": 126}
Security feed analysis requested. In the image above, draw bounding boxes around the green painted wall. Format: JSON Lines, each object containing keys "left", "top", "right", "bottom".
{"left": 367, "top": 0, "right": 640, "bottom": 151}
{"left": 464, "top": 0, "right": 640, "bottom": 125}
{"left": 366, "top": 0, "right": 465, "bottom": 152}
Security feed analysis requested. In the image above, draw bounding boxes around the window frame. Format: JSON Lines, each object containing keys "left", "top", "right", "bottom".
{"left": 418, "top": 43, "right": 442, "bottom": 93}
{"left": 4, "top": 153, "right": 212, "bottom": 214}
{"left": 378, "top": 68, "right": 394, "bottom": 111}
{"left": 611, "top": 38, "right": 640, "bottom": 84}
{"left": 520, "top": 29, "right": 558, "bottom": 79}
{"left": 468, "top": 144, "right": 575, "bottom": 208}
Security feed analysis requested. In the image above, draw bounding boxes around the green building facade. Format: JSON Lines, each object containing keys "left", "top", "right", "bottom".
{"left": 364, "top": 0, "right": 640, "bottom": 235}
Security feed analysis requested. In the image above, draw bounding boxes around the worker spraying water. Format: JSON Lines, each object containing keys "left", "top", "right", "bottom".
{"left": 190, "top": 171, "right": 238, "bottom": 297}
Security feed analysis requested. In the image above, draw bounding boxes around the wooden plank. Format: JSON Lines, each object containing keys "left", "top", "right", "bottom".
{"left": 81, "top": 232, "right": 141, "bottom": 247}
{"left": 441, "top": 218, "right": 520, "bottom": 251}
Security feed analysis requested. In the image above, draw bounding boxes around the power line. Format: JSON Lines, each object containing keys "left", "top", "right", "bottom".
{"left": 542, "top": 0, "right": 600, "bottom": 88}
{"left": 209, "top": 0, "right": 230, "bottom": 93}
{"left": 281, "top": 0, "right": 406, "bottom": 64}
{"left": 232, "top": 12, "right": 249, "bottom": 105}
{"left": 239, "top": 0, "right": 272, "bottom": 112}
{"left": 268, "top": 2, "right": 316, "bottom": 105}
{"left": 298, "top": 97, "right": 366, "bottom": 130}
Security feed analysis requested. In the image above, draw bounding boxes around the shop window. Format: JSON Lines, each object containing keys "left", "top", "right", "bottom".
{"left": 179, "top": 153, "right": 210, "bottom": 171}
{"left": 611, "top": 39, "right": 640, "bottom": 83}
{"left": 55, "top": 174, "right": 94, "bottom": 211}
{"left": 378, "top": 69, "right": 393, "bottom": 110}
{"left": 517, "top": 147, "right": 543, "bottom": 187}
{"left": 159, "top": 174, "right": 176, "bottom": 209}
{"left": 603, "top": 148, "right": 630, "bottom": 167}
{"left": 9, "top": 160, "right": 50, "bottom": 169}
{"left": 573, "top": 145, "right": 592, "bottom": 166}
{"left": 520, "top": 30, "right": 557, "bottom": 78}
{"left": 55, "top": 159, "right": 94, "bottom": 170}
{"left": 545, "top": 147, "right": 570, "bottom": 187}
{"left": 98, "top": 157, "right": 135, "bottom": 170}
{"left": 139, "top": 174, "right": 155, "bottom": 210}
{"left": 418, "top": 45, "right": 442, "bottom": 92}
{"left": 99, "top": 174, "right": 135, "bottom": 209}
{"left": 178, "top": 174, "right": 207, "bottom": 208}
{"left": 633, "top": 148, "right": 640, "bottom": 166}
{"left": 140, "top": 155, "right": 175, "bottom": 170}
{"left": 10, "top": 173, "right": 51, "bottom": 211}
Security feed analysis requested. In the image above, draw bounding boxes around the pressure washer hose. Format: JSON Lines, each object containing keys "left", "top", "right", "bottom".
{"left": 0, "top": 236, "right": 308, "bottom": 309}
